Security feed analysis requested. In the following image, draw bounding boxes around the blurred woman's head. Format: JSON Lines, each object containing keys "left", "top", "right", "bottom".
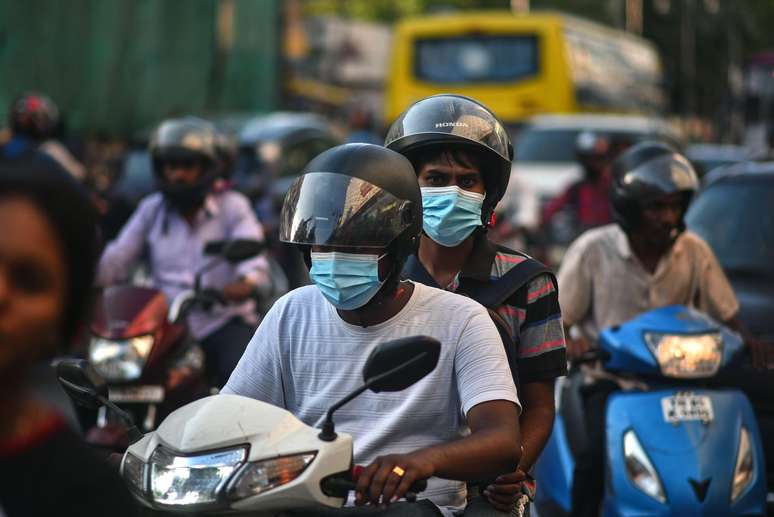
{"left": 0, "top": 162, "right": 99, "bottom": 382}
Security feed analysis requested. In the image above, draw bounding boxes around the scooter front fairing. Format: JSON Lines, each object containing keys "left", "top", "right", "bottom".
{"left": 123, "top": 394, "right": 352, "bottom": 513}
{"left": 604, "top": 388, "right": 766, "bottom": 517}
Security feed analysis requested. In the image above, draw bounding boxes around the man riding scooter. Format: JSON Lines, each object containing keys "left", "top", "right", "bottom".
{"left": 96, "top": 117, "right": 270, "bottom": 388}
{"left": 223, "top": 143, "right": 522, "bottom": 517}
{"left": 558, "top": 141, "right": 772, "bottom": 516}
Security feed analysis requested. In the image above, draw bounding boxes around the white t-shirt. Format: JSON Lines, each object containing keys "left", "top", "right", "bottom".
{"left": 222, "top": 282, "right": 519, "bottom": 513}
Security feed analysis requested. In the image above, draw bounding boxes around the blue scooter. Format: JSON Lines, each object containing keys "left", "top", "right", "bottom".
{"left": 534, "top": 305, "right": 767, "bottom": 516}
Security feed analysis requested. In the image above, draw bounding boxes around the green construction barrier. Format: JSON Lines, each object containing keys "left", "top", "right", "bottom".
{"left": 0, "top": 0, "right": 279, "bottom": 136}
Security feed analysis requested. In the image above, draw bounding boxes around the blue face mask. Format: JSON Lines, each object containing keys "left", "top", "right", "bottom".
{"left": 421, "top": 186, "right": 485, "bottom": 247}
{"left": 309, "top": 251, "right": 387, "bottom": 310}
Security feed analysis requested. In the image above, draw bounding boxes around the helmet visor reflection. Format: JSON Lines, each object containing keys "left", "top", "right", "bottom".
{"left": 279, "top": 172, "right": 415, "bottom": 248}
{"left": 621, "top": 154, "right": 699, "bottom": 197}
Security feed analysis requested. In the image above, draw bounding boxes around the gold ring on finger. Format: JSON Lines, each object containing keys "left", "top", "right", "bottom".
{"left": 392, "top": 466, "right": 406, "bottom": 477}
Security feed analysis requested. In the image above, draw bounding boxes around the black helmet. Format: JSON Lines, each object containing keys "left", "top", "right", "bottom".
{"left": 10, "top": 93, "right": 60, "bottom": 140}
{"left": 149, "top": 117, "right": 219, "bottom": 211}
{"left": 280, "top": 143, "right": 422, "bottom": 271}
{"left": 610, "top": 141, "right": 699, "bottom": 232}
{"left": 149, "top": 117, "right": 218, "bottom": 173}
{"left": 384, "top": 94, "right": 513, "bottom": 224}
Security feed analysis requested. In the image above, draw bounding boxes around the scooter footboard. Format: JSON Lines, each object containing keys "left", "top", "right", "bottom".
{"left": 604, "top": 388, "right": 766, "bottom": 517}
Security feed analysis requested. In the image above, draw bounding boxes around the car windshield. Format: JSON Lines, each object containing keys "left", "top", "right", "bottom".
{"left": 415, "top": 35, "right": 538, "bottom": 84}
{"left": 515, "top": 129, "right": 582, "bottom": 162}
{"left": 686, "top": 180, "right": 774, "bottom": 277}
{"left": 515, "top": 127, "right": 663, "bottom": 162}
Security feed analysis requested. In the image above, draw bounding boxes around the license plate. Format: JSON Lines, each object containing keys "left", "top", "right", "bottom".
{"left": 109, "top": 385, "right": 165, "bottom": 403}
{"left": 661, "top": 393, "right": 713, "bottom": 423}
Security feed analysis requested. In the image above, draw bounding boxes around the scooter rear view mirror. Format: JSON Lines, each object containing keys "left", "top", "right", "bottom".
{"left": 363, "top": 335, "right": 441, "bottom": 393}
{"left": 55, "top": 358, "right": 144, "bottom": 444}
{"left": 318, "top": 336, "right": 441, "bottom": 442}
{"left": 203, "top": 239, "right": 265, "bottom": 263}
{"left": 55, "top": 359, "right": 109, "bottom": 410}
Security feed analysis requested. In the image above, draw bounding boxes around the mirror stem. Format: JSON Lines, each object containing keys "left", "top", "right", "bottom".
{"left": 318, "top": 384, "right": 369, "bottom": 442}
{"left": 96, "top": 395, "right": 144, "bottom": 444}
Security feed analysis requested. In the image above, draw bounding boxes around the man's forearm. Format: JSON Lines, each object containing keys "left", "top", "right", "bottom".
{"left": 518, "top": 379, "right": 556, "bottom": 471}
{"left": 518, "top": 405, "right": 555, "bottom": 470}
{"left": 413, "top": 400, "right": 520, "bottom": 481}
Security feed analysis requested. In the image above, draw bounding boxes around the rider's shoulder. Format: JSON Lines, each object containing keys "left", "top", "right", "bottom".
{"left": 676, "top": 230, "right": 716, "bottom": 258}
{"left": 570, "top": 224, "right": 620, "bottom": 252}
{"left": 414, "top": 281, "right": 494, "bottom": 316}
{"left": 135, "top": 192, "right": 165, "bottom": 214}
{"left": 272, "top": 285, "right": 326, "bottom": 313}
{"left": 211, "top": 189, "right": 253, "bottom": 213}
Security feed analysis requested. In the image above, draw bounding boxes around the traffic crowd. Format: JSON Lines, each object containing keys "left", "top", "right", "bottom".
{"left": 0, "top": 92, "right": 771, "bottom": 517}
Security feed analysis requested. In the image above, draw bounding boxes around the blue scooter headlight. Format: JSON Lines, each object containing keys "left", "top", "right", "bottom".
{"left": 645, "top": 333, "right": 722, "bottom": 378}
{"left": 623, "top": 430, "right": 666, "bottom": 503}
{"left": 731, "top": 427, "right": 754, "bottom": 502}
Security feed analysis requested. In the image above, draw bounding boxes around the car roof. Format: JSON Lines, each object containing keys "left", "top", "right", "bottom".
{"left": 702, "top": 161, "right": 774, "bottom": 186}
{"left": 524, "top": 113, "right": 677, "bottom": 135}
{"left": 239, "top": 112, "right": 333, "bottom": 145}
{"left": 685, "top": 143, "right": 750, "bottom": 160}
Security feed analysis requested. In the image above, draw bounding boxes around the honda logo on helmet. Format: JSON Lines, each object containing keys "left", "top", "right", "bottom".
{"left": 435, "top": 122, "right": 469, "bottom": 129}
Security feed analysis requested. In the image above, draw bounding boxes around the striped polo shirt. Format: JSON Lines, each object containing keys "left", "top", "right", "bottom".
{"left": 403, "top": 234, "right": 567, "bottom": 384}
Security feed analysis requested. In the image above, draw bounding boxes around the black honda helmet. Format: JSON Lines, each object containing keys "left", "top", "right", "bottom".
{"left": 384, "top": 94, "right": 513, "bottom": 225}
{"left": 610, "top": 141, "right": 699, "bottom": 232}
{"left": 10, "top": 93, "right": 60, "bottom": 140}
{"left": 280, "top": 143, "right": 422, "bottom": 273}
{"left": 149, "top": 117, "right": 219, "bottom": 211}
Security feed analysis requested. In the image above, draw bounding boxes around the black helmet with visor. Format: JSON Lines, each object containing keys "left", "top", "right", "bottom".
{"left": 384, "top": 94, "right": 513, "bottom": 225}
{"left": 280, "top": 143, "right": 422, "bottom": 271}
{"left": 610, "top": 141, "right": 699, "bottom": 232}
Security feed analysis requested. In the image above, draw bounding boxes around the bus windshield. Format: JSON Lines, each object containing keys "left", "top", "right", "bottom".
{"left": 414, "top": 35, "right": 538, "bottom": 84}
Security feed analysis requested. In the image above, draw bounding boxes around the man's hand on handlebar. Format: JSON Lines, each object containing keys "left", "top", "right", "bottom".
{"left": 222, "top": 280, "right": 256, "bottom": 303}
{"left": 354, "top": 452, "right": 433, "bottom": 507}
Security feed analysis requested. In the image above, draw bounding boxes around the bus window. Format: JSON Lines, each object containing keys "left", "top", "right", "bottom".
{"left": 414, "top": 35, "right": 539, "bottom": 84}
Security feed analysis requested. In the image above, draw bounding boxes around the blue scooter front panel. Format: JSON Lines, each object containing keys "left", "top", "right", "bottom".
{"left": 604, "top": 389, "right": 766, "bottom": 517}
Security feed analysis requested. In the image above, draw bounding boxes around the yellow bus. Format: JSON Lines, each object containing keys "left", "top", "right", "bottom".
{"left": 385, "top": 11, "right": 665, "bottom": 125}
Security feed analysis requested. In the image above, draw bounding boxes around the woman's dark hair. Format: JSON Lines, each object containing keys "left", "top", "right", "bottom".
{"left": 0, "top": 160, "right": 100, "bottom": 344}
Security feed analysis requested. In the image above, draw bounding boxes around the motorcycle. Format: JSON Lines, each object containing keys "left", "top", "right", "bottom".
{"left": 56, "top": 335, "right": 437, "bottom": 515}
{"left": 534, "top": 305, "right": 767, "bottom": 516}
{"left": 81, "top": 239, "right": 265, "bottom": 450}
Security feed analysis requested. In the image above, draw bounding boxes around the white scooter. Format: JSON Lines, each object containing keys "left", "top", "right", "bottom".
{"left": 57, "top": 335, "right": 438, "bottom": 515}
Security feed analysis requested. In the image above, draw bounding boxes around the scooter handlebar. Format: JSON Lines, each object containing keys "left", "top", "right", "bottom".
{"left": 320, "top": 469, "right": 427, "bottom": 502}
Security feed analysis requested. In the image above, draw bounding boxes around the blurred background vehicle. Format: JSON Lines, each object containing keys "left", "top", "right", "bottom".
{"left": 686, "top": 162, "right": 774, "bottom": 345}
{"left": 385, "top": 11, "right": 665, "bottom": 126}
{"left": 685, "top": 143, "right": 751, "bottom": 177}
{"left": 234, "top": 112, "right": 341, "bottom": 233}
{"left": 685, "top": 161, "right": 774, "bottom": 505}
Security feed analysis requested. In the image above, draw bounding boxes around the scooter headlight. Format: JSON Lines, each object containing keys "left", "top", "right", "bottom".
{"left": 731, "top": 427, "right": 754, "bottom": 502}
{"left": 122, "top": 452, "right": 147, "bottom": 494}
{"left": 624, "top": 430, "right": 666, "bottom": 503}
{"left": 89, "top": 335, "right": 154, "bottom": 381}
{"left": 149, "top": 446, "right": 247, "bottom": 506}
{"left": 229, "top": 453, "right": 316, "bottom": 500}
{"left": 645, "top": 333, "right": 722, "bottom": 378}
